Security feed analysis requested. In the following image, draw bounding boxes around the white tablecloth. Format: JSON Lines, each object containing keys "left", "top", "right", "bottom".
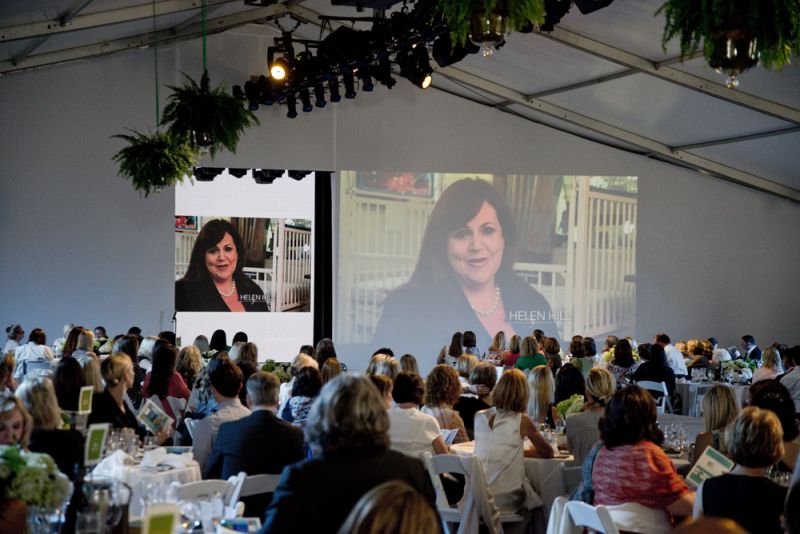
{"left": 109, "top": 462, "right": 201, "bottom": 518}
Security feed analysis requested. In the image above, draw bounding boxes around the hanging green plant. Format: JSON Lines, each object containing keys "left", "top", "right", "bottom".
{"left": 162, "top": 70, "right": 259, "bottom": 157}
{"left": 112, "top": 130, "right": 198, "bottom": 197}
{"left": 434, "top": 0, "right": 546, "bottom": 47}
{"left": 658, "top": 0, "right": 800, "bottom": 85}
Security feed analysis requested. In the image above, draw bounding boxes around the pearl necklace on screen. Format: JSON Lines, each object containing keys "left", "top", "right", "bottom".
{"left": 219, "top": 281, "right": 237, "bottom": 298}
{"left": 472, "top": 285, "right": 501, "bottom": 317}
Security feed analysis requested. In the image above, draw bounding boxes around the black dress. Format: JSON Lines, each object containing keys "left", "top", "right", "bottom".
{"left": 28, "top": 428, "right": 84, "bottom": 480}
{"left": 88, "top": 389, "right": 145, "bottom": 438}
{"left": 701, "top": 474, "right": 786, "bottom": 534}
{"left": 454, "top": 396, "right": 492, "bottom": 440}
{"left": 175, "top": 273, "right": 269, "bottom": 312}
{"left": 632, "top": 361, "right": 676, "bottom": 396}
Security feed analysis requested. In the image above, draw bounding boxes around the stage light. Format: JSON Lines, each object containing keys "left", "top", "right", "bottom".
{"left": 374, "top": 57, "right": 396, "bottom": 89}
{"left": 286, "top": 94, "right": 298, "bottom": 118}
{"left": 255, "top": 75, "right": 275, "bottom": 106}
{"left": 228, "top": 168, "right": 248, "bottom": 178}
{"left": 288, "top": 170, "right": 311, "bottom": 180}
{"left": 299, "top": 88, "right": 313, "bottom": 112}
{"left": 359, "top": 70, "right": 374, "bottom": 91}
{"left": 314, "top": 83, "right": 327, "bottom": 108}
{"left": 432, "top": 33, "right": 479, "bottom": 68}
{"left": 342, "top": 70, "right": 357, "bottom": 99}
{"left": 399, "top": 47, "right": 433, "bottom": 89}
{"left": 270, "top": 56, "right": 292, "bottom": 81}
{"left": 243, "top": 80, "right": 260, "bottom": 111}
{"left": 328, "top": 78, "right": 341, "bottom": 102}
{"left": 193, "top": 167, "right": 225, "bottom": 181}
{"left": 252, "top": 169, "right": 284, "bottom": 184}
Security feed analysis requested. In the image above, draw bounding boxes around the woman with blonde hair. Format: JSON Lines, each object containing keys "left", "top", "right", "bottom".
{"left": 72, "top": 329, "right": 96, "bottom": 365}
{"left": 399, "top": 354, "right": 420, "bottom": 375}
{"left": 691, "top": 384, "right": 739, "bottom": 463}
{"left": 486, "top": 331, "right": 506, "bottom": 364}
{"left": 566, "top": 368, "right": 616, "bottom": 465}
{"left": 176, "top": 346, "right": 203, "bottom": 391}
{"left": 321, "top": 358, "right": 343, "bottom": 384}
{"left": 527, "top": 365, "right": 556, "bottom": 428}
{"left": 16, "top": 377, "right": 83, "bottom": 478}
{"left": 474, "top": 368, "right": 553, "bottom": 513}
{"left": 423, "top": 365, "right": 468, "bottom": 444}
{"left": 456, "top": 354, "right": 478, "bottom": 391}
{"left": 80, "top": 358, "right": 104, "bottom": 393}
{"left": 373, "top": 358, "right": 401, "bottom": 382}
{"left": 0, "top": 393, "right": 32, "bottom": 448}
{"left": 752, "top": 347, "right": 783, "bottom": 383}
{"left": 338, "top": 480, "right": 439, "bottom": 534}
{"left": 515, "top": 336, "right": 546, "bottom": 372}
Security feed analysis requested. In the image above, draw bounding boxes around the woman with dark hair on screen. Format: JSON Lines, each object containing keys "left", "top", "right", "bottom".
{"left": 175, "top": 218, "right": 268, "bottom": 312}
{"left": 373, "top": 178, "right": 555, "bottom": 362}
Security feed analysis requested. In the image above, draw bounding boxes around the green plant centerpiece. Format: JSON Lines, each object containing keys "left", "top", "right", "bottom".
{"left": 435, "top": 0, "right": 546, "bottom": 54}
{"left": 112, "top": 129, "right": 198, "bottom": 196}
{"left": 658, "top": 0, "right": 800, "bottom": 87}
{"left": 162, "top": 70, "right": 259, "bottom": 157}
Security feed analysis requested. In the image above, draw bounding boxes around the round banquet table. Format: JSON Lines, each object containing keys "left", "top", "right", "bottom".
{"left": 114, "top": 461, "right": 202, "bottom": 518}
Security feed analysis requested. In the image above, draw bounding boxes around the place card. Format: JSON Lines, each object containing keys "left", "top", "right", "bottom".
{"left": 141, "top": 503, "right": 180, "bottom": 534}
{"left": 84, "top": 423, "right": 110, "bottom": 466}
{"left": 78, "top": 385, "right": 94, "bottom": 414}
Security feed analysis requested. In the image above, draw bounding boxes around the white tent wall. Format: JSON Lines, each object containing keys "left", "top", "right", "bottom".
{"left": 0, "top": 29, "right": 797, "bottom": 353}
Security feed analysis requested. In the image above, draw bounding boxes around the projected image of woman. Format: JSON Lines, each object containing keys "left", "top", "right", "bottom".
{"left": 176, "top": 219, "right": 268, "bottom": 312}
{"left": 373, "top": 178, "right": 555, "bottom": 360}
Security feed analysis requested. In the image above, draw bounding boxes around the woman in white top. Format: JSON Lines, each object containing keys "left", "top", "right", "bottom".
{"left": 752, "top": 347, "right": 783, "bottom": 384}
{"left": 3, "top": 324, "right": 24, "bottom": 355}
{"left": 474, "top": 368, "right": 553, "bottom": 513}
{"left": 388, "top": 371, "right": 448, "bottom": 458}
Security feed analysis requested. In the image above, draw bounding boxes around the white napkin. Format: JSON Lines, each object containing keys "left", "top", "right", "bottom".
{"left": 92, "top": 450, "right": 131, "bottom": 478}
{"left": 141, "top": 447, "right": 195, "bottom": 469}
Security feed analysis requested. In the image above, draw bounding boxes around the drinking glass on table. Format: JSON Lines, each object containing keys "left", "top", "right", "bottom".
{"left": 198, "top": 492, "right": 225, "bottom": 534}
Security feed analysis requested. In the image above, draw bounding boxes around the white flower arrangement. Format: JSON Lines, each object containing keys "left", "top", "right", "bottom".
{"left": 555, "top": 394, "right": 585, "bottom": 419}
{"left": 0, "top": 446, "right": 71, "bottom": 509}
{"left": 721, "top": 360, "right": 754, "bottom": 382}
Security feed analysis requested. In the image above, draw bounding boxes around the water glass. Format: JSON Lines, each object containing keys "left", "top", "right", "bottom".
{"left": 198, "top": 492, "right": 225, "bottom": 533}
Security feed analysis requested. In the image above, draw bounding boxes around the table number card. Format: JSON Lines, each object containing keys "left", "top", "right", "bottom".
{"left": 78, "top": 385, "right": 94, "bottom": 414}
{"left": 685, "top": 445, "right": 734, "bottom": 488}
{"left": 84, "top": 423, "right": 110, "bottom": 466}
{"left": 142, "top": 503, "right": 180, "bottom": 534}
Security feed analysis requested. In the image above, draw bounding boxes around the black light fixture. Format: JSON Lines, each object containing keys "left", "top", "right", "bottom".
{"left": 432, "top": 33, "right": 479, "bottom": 67}
{"left": 540, "top": 0, "right": 573, "bottom": 31}
{"left": 193, "top": 167, "right": 225, "bottom": 181}
{"left": 328, "top": 78, "right": 341, "bottom": 102}
{"left": 243, "top": 80, "right": 260, "bottom": 111}
{"left": 228, "top": 168, "right": 248, "bottom": 178}
{"left": 286, "top": 93, "right": 298, "bottom": 118}
{"left": 288, "top": 170, "right": 311, "bottom": 180}
{"left": 252, "top": 169, "right": 284, "bottom": 184}
{"left": 359, "top": 69, "right": 375, "bottom": 91}
{"left": 399, "top": 46, "right": 433, "bottom": 89}
{"left": 314, "top": 83, "right": 327, "bottom": 107}
{"left": 374, "top": 57, "right": 396, "bottom": 88}
{"left": 299, "top": 88, "right": 313, "bottom": 112}
{"left": 269, "top": 56, "right": 292, "bottom": 81}
{"left": 268, "top": 32, "right": 296, "bottom": 82}
{"left": 342, "top": 70, "right": 357, "bottom": 99}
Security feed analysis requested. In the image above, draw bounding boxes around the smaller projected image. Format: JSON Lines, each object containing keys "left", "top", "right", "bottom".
{"left": 175, "top": 216, "right": 312, "bottom": 313}
{"left": 355, "top": 171, "right": 435, "bottom": 197}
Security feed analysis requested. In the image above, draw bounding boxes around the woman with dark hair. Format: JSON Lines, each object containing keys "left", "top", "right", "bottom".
{"left": 52, "top": 357, "right": 86, "bottom": 412}
{"left": 263, "top": 374, "right": 436, "bottom": 533}
{"left": 592, "top": 386, "right": 694, "bottom": 525}
{"left": 543, "top": 337, "right": 562, "bottom": 374}
{"left": 553, "top": 363, "right": 585, "bottom": 405}
{"left": 315, "top": 338, "right": 337, "bottom": 368}
{"left": 231, "top": 342, "right": 259, "bottom": 404}
{"left": 632, "top": 343, "right": 676, "bottom": 396}
{"left": 748, "top": 379, "right": 800, "bottom": 472}
{"left": 209, "top": 329, "right": 228, "bottom": 352}
{"left": 142, "top": 343, "right": 190, "bottom": 419}
{"left": 175, "top": 218, "right": 268, "bottom": 312}
{"left": 61, "top": 326, "right": 83, "bottom": 359}
{"left": 437, "top": 332, "right": 462, "bottom": 366}
{"left": 570, "top": 339, "right": 593, "bottom": 377}
{"left": 388, "top": 372, "right": 448, "bottom": 457}
{"left": 455, "top": 362, "right": 496, "bottom": 439}
{"left": 372, "top": 178, "right": 556, "bottom": 364}
{"left": 606, "top": 338, "right": 638, "bottom": 387}
{"left": 502, "top": 334, "right": 522, "bottom": 368}
{"left": 462, "top": 331, "right": 479, "bottom": 356}
{"left": 288, "top": 367, "right": 323, "bottom": 429}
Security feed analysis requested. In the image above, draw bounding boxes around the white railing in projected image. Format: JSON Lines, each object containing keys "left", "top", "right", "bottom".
{"left": 275, "top": 222, "right": 312, "bottom": 311}
{"left": 175, "top": 232, "right": 195, "bottom": 280}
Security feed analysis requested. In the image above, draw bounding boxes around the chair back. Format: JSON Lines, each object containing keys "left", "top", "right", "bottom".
{"left": 559, "top": 464, "right": 583, "bottom": 497}
{"left": 178, "top": 479, "right": 234, "bottom": 502}
{"left": 23, "top": 359, "right": 53, "bottom": 378}
{"left": 184, "top": 418, "right": 198, "bottom": 439}
{"left": 239, "top": 473, "right": 281, "bottom": 498}
{"left": 635, "top": 381, "right": 672, "bottom": 414}
{"left": 562, "top": 501, "right": 619, "bottom": 534}
{"left": 167, "top": 396, "right": 187, "bottom": 417}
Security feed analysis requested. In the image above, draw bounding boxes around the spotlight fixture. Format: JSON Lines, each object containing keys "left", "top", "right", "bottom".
{"left": 299, "top": 88, "right": 313, "bottom": 112}
{"left": 328, "top": 78, "right": 341, "bottom": 102}
{"left": 286, "top": 93, "right": 298, "bottom": 118}
{"left": 228, "top": 168, "right": 248, "bottom": 178}
{"left": 359, "top": 70, "right": 375, "bottom": 92}
{"left": 374, "top": 57, "right": 396, "bottom": 89}
{"left": 342, "top": 70, "right": 357, "bottom": 99}
{"left": 314, "top": 83, "right": 327, "bottom": 108}
{"left": 255, "top": 75, "right": 275, "bottom": 106}
{"left": 243, "top": 80, "right": 260, "bottom": 111}
{"left": 252, "top": 169, "right": 284, "bottom": 184}
{"left": 288, "top": 170, "right": 311, "bottom": 180}
{"left": 269, "top": 56, "right": 292, "bottom": 81}
{"left": 399, "top": 46, "right": 433, "bottom": 89}
{"left": 193, "top": 167, "right": 225, "bottom": 181}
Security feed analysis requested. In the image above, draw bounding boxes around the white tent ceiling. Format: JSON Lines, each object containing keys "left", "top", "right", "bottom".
{"left": 2, "top": 0, "right": 798, "bottom": 200}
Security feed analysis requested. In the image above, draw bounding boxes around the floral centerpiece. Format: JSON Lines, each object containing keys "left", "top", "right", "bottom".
{"left": 555, "top": 394, "right": 585, "bottom": 420}
{"left": 0, "top": 446, "right": 71, "bottom": 509}
{"left": 93, "top": 337, "right": 113, "bottom": 355}
{"left": 721, "top": 360, "right": 754, "bottom": 383}
{"left": 261, "top": 359, "right": 292, "bottom": 383}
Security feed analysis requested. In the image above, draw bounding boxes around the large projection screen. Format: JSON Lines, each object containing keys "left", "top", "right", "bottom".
{"left": 175, "top": 171, "right": 314, "bottom": 360}
{"left": 334, "top": 172, "right": 637, "bottom": 372}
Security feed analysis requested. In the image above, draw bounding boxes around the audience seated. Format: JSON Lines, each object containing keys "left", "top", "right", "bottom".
{"left": 422, "top": 365, "right": 468, "bottom": 444}
{"left": 753, "top": 346, "right": 783, "bottom": 383}
{"left": 187, "top": 352, "right": 229, "bottom": 417}
{"left": 193, "top": 359, "right": 250, "bottom": 473}
{"left": 320, "top": 357, "right": 343, "bottom": 384}
{"left": 205, "top": 372, "right": 305, "bottom": 517}
{"left": 544, "top": 337, "right": 563, "bottom": 375}
{"left": 111, "top": 335, "right": 146, "bottom": 409}
{"left": 176, "top": 346, "right": 203, "bottom": 392}
{"left": 142, "top": 342, "right": 190, "bottom": 420}
{"left": 368, "top": 374, "right": 393, "bottom": 410}
{"left": 286, "top": 367, "right": 322, "bottom": 429}
{"left": 455, "top": 354, "right": 478, "bottom": 391}
{"left": 387, "top": 371, "right": 448, "bottom": 458}
{"left": 454, "top": 362, "right": 496, "bottom": 439}
{"left": 261, "top": 374, "right": 436, "bottom": 533}
{"left": 0, "top": 353, "right": 17, "bottom": 394}
{"left": 748, "top": 379, "right": 799, "bottom": 472}
{"left": 13, "top": 328, "right": 54, "bottom": 382}
{"left": 3, "top": 324, "right": 25, "bottom": 355}
{"left": 16, "top": 377, "right": 83, "bottom": 479}
{"left": 654, "top": 332, "right": 688, "bottom": 378}
{"left": 592, "top": 386, "right": 694, "bottom": 526}
{"left": 80, "top": 358, "right": 104, "bottom": 394}
{"left": 398, "top": 354, "right": 419, "bottom": 375}
{"left": 553, "top": 363, "right": 586, "bottom": 405}
{"left": 606, "top": 338, "right": 639, "bottom": 387}
{"left": 485, "top": 331, "right": 506, "bottom": 364}
{"left": 502, "top": 335, "right": 521, "bottom": 368}
{"left": 474, "top": 368, "right": 553, "bottom": 514}
{"left": 277, "top": 354, "right": 318, "bottom": 419}
{"left": 337, "top": 480, "right": 440, "bottom": 534}
{"left": 526, "top": 365, "right": 555, "bottom": 428}
{"left": 566, "top": 368, "right": 615, "bottom": 466}
{"left": 315, "top": 338, "right": 337, "bottom": 368}
{"left": 230, "top": 342, "right": 259, "bottom": 405}
{"left": 691, "top": 384, "right": 739, "bottom": 464}
{"left": 693, "top": 406, "right": 786, "bottom": 534}
{"left": 632, "top": 343, "right": 676, "bottom": 396}
{"left": 569, "top": 339, "right": 593, "bottom": 378}
{"left": 71, "top": 329, "right": 97, "bottom": 366}
{"left": 514, "top": 336, "right": 546, "bottom": 372}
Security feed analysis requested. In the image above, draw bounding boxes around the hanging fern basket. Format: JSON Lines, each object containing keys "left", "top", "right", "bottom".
{"left": 112, "top": 130, "right": 198, "bottom": 197}
{"left": 436, "top": 0, "right": 546, "bottom": 51}
{"left": 470, "top": 1, "right": 509, "bottom": 54}
{"left": 706, "top": 27, "right": 758, "bottom": 87}
{"left": 162, "top": 70, "right": 259, "bottom": 157}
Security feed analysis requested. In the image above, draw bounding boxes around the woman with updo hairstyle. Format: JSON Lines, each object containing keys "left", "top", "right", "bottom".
{"left": 566, "top": 368, "right": 615, "bottom": 465}
{"left": 694, "top": 407, "right": 786, "bottom": 534}
{"left": 16, "top": 377, "right": 84, "bottom": 478}
{"left": 176, "top": 346, "right": 203, "bottom": 392}
{"left": 263, "top": 374, "right": 436, "bottom": 533}
{"left": 593, "top": 386, "right": 694, "bottom": 523}
{"left": 89, "top": 354, "right": 142, "bottom": 434}
{"left": 176, "top": 218, "right": 268, "bottom": 312}
{"left": 422, "top": 365, "right": 468, "bottom": 444}
{"left": 142, "top": 343, "right": 190, "bottom": 420}
{"left": 474, "top": 368, "right": 553, "bottom": 514}
{"left": 486, "top": 331, "right": 506, "bottom": 364}
{"left": 606, "top": 338, "right": 638, "bottom": 387}
{"left": 455, "top": 362, "right": 496, "bottom": 439}
{"left": 3, "top": 324, "right": 24, "bottom": 355}
{"left": 388, "top": 372, "right": 449, "bottom": 458}
{"left": 748, "top": 379, "right": 799, "bottom": 472}
{"left": 691, "top": 384, "right": 739, "bottom": 464}
{"left": 0, "top": 393, "right": 32, "bottom": 448}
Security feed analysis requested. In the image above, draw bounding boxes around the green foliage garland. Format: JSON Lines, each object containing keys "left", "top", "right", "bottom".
{"left": 658, "top": 0, "right": 800, "bottom": 71}
{"left": 112, "top": 130, "right": 198, "bottom": 196}
{"left": 435, "top": 0, "right": 546, "bottom": 46}
{"left": 162, "top": 70, "right": 259, "bottom": 157}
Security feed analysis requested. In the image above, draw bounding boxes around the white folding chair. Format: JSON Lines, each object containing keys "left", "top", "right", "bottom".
{"left": 184, "top": 418, "right": 198, "bottom": 439}
{"left": 167, "top": 396, "right": 187, "bottom": 417}
{"left": 559, "top": 464, "right": 583, "bottom": 498}
{"left": 546, "top": 496, "right": 568, "bottom": 534}
{"left": 635, "top": 381, "right": 672, "bottom": 414}
{"left": 560, "top": 501, "right": 619, "bottom": 534}
{"left": 238, "top": 473, "right": 281, "bottom": 499}
{"left": 23, "top": 359, "right": 53, "bottom": 378}
{"left": 693, "top": 394, "right": 705, "bottom": 418}
{"left": 178, "top": 479, "right": 234, "bottom": 503}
